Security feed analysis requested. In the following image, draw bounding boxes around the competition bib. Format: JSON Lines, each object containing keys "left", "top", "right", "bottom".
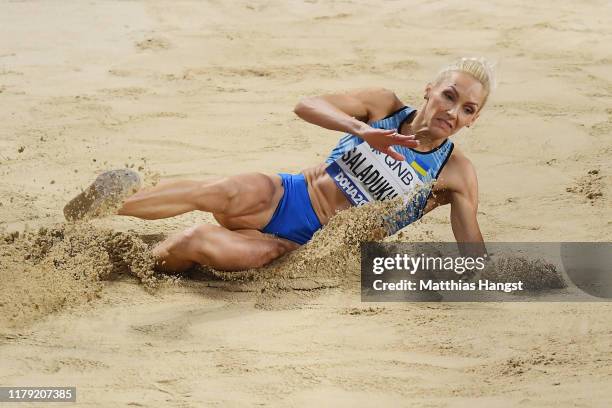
{"left": 325, "top": 142, "right": 425, "bottom": 207}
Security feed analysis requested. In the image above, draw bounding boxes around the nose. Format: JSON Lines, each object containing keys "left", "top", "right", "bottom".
{"left": 446, "top": 104, "right": 459, "bottom": 119}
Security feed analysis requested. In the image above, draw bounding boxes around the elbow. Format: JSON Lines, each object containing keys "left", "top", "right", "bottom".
{"left": 293, "top": 102, "right": 303, "bottom": 116}
{"left": 293, "top": 96, "right": 315, "bottom": 117}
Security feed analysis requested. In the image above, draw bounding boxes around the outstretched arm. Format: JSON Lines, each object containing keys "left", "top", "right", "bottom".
{"left": 450, "top": 190, "right": 483, "bottom": 243}
{"left": 293, "top": 87, "right": 419, "bottom": 160}
{"left": 448, "top": 159, "right": 486, "bottom": 256}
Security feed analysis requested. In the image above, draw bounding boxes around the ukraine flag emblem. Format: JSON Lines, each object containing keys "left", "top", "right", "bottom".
{"left": 410, "top": 156, "right": 430, "bottom": 177}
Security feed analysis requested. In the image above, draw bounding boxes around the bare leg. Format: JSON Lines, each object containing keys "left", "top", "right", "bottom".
{"left": 118, "top": 179, "right": 221, "bottom": 219}
{"left": 65, "top": 171, "right": 295, "bottom": 271}
{"left": 118, "top": 173, "right": 282, "bottom": 230}
{"left": 152, "top": 224, "right": 299, "bottom": 273}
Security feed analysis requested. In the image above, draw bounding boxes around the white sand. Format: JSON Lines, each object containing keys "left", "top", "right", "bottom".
{"left": 1, "top": 1, "right": 611, "bottom": 406}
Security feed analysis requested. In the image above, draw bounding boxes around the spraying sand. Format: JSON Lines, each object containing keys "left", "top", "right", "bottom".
{"left": 1, "top": 195, "right": 568, "bottom": 328}
{"left": 0, "top": 0, "right": 610, "bottom": 406}
{"left": 0, "top": 223, "right": 158, "bottom": 328}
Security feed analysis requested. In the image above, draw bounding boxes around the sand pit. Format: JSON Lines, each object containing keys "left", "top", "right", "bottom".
{"left": 0, "top": 197, "right": 570, "bottom": 328}
{"left": 1, "top": 0, "right": 611, "bottom": 406}
{"left": 0, "top": 196, "right": 441, "bottom": 326}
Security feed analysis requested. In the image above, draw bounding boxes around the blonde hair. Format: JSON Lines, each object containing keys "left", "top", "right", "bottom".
{"left": 434, "top": 57, "right": 496, "bottom": 110}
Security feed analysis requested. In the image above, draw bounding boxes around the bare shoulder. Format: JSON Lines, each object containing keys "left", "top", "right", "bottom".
{"left": 437, "top": 146, "right": 478, "bottom": 195}
{"left": 347, "top": 87, "right": 405, "bottom": 122}
{"left": 424, "top": 146, "right": 479, "bottom": 212}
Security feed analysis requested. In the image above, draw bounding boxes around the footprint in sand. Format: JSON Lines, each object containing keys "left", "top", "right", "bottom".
{"left": 135, "top": 37, "right": 171, "bottom": 51}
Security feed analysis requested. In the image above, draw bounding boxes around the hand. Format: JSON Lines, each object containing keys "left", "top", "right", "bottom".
{"left": 357, "top": 124, "right": 419, "bottom": 161}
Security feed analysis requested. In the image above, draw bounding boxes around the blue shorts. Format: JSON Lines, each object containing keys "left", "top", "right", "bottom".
{"left": 260, "top": 173, "right": 322, "bottom": 245}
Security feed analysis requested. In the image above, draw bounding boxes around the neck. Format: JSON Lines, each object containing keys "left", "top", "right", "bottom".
{"left": 402, "top": 109, "right": 447, "bottom": 152}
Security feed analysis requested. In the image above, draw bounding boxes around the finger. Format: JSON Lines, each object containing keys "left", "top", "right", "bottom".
{"left": 393, "top": 134, "right": 416, "bottom": 141}
{"left": 396, "top": 138, "right": 420, "bottom": 148}
{"left": 387, "top": 133, "right": 415, "bottom": 148}
{"left": 386, "top": 147, "right": 405, "bottom": 161}
{"left": 378, "top": 129, "right": 396, "bottom": 135}
{"left": 389, "top": 133, "right": 419, "bottom": 147}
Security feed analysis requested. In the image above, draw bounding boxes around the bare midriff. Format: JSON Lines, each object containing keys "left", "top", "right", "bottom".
{"left": 301, "top": 164, "right": 352, "bottom": 225}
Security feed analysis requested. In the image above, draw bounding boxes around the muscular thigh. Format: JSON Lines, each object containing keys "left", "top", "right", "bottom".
{"left": 235, "top": 229, "right": 300, "bottom": 251}
{"left": 214, "top": 173, "right": 283, "bottom": 230}
{"left": 185, "top": 225, "right": 298, "bottom": 271}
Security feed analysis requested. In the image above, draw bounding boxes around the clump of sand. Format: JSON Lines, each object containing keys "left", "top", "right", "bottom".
{"left": 135, "top": 37, "right": 171, "bottom": 51}
{"left": 0, "top": 223, "right": 159, "bottom": 329}
{"left": 481, "top": 255, "right": 566, "bottom": 290}
{"left": 566, "top": 168, "right": 604, "bottom": 202}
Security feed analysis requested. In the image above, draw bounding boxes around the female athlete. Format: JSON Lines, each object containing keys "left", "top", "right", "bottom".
{"left": 64, "top": 57, "right": 495, "bottom": 272}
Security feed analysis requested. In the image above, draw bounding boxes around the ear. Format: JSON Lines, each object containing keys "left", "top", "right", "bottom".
{"left": 424, "top": 82, "right": 432, "bottom": 99}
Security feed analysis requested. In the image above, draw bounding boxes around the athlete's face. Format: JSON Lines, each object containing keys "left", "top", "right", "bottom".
{"left": 422, "top": 71, "right": 486, "bottom": 138}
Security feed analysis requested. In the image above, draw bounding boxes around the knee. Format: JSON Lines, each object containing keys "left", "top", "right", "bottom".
{"left": 166, "top": 224, "right": 217, "bottom": 260}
